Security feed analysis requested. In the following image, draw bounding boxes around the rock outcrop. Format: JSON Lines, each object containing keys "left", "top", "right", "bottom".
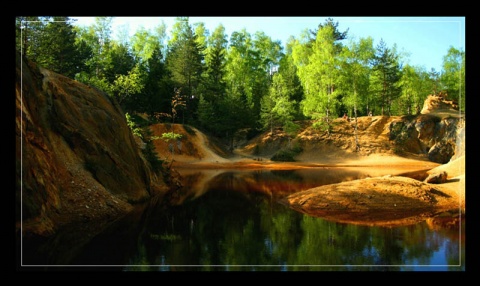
{"left": 15, "top": 53, "right": 169, "bottom": 238}
{"left": 421, "top": 92, "right": 459, "bottom": 114}
{"left": 389, "top": 94, "right": 464, "bottom": 164}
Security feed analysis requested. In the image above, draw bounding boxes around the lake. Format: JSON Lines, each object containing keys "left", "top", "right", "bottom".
{"left": 20, "top": 167, "right": 465, "bottom": 271}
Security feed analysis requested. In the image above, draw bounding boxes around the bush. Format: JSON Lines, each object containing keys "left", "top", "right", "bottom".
{"left": 142, "top": 141, "right": 164, "bottom": 172}
{"left": 271, "top": 149, "right": 296, "bottom": 162}
{"left": 141, "top": 128, "right": 164, "bottom": 172}
{"left": 126, "top": 112, "right": 143, "bottom": 138}
{"left": 291, "top": 142, "right": 303, "bottom": 154}
{"left": 271, "top": 142, "right": 303, "bottom": 162}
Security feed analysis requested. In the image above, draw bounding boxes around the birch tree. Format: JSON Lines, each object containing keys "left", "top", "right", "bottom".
{"left": 338, "top": 36, "right": 375, "bottom": 151}
{"left": 293, "top": 25, "right": 340, "bottom": 134}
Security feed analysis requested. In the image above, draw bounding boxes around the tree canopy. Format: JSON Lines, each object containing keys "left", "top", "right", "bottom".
{"left": 16, "top": 16, "right": 465, "bottom": 141}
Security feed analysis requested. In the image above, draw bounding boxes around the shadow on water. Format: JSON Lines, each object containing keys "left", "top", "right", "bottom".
{"left": 20, "top": 167, "right": 465, "bottom": 271}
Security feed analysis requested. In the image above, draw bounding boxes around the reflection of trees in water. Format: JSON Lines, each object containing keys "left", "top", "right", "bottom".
{"left": 126, "top": 190, "right": 463, "bottom": 269}
{"left": 29, "top": 169, "right": 463, "bottom": 269}
{"left": 269, "top": 169, "right": 304, "bottom": 182}
{"left": 185, "top": 168, "right": 369, "bottom": 201}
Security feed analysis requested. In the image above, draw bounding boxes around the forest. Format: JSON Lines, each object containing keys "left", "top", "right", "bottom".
{"left": 15, "top": 16, "right": 466, "bottom": 149}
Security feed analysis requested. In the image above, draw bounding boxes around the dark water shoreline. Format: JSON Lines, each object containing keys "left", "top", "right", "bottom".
{"left": 18, "top": 167, "right": 465, "bottom": 270}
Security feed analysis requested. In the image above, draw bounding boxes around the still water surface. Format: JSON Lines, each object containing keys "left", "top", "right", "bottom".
{"left": 24, "top": 167, "right": 465, "bottom": 271}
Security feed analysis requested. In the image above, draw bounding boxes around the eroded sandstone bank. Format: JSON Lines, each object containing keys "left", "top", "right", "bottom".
{"left": 16, "top": 53, "right": 170, "bottom": 238}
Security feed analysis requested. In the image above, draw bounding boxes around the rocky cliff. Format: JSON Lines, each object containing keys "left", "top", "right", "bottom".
{"left": 238, "top": 95, "right": 464, "bottom": 165}
{"left": 15, "top": 53, "right": 169, "bottom": 238}
{"left": 389, "top": 94, "right": 464, "bottom": 163}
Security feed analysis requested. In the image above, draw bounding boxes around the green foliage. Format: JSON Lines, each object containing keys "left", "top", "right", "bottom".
{"left": 338, "top": 37, "right": 375, "bottom": 116}
{"left": 271, "top": 148, "right": 299, "bottom": 162}
{"left": 17, "top": 17, "right": 90, "bottom": 79}
{"left": 397, "top": 64, "right": 428, "bottom": 115}
{"left": 125, "top": 113, "right": 164, "bottom": 172}
{"left": 371, "top": 39, "right": 403, "bottom": 115}
{"left": 160, "top": 131, "right": 183, "bottom": 169}
{"left": 293, "top": 24, "right": 341, "bottom": 130}
{"left": 131, "top": 27, "right": 159, "bottom": 63}
{"left": 224, "top": 29, "right": 281, "bottom": 131}
{"left": 197, "top": 95, "right": 217, "bottom": 131}
{"left": 310, "top": 17, "right": 349, "bottom": 42}
{"left": 290, "top": 141, "right": 303, "bottom": 154}
{"left": 113, "top": 65, "right": 145, "bottom": 105}
{"left": 125, "top": 113, "right": 143, "bottom": 138}
{"left": 203, "top": 24, "right": 228, "bottom": 95}
{"left": 441, "top": 46, "right": 465, "bottom": 111}
{"left": 16, "top": 16, "right": 466, "bottom": 146}
{"left": 284, "top": 121, "right": 300, "bottom": 138}
{"left": 139, "top": 125, "right": 164, "bottom": 172}
{"left": 142, "top": 47, "right": 172, "bottom": 118}
{"left": 165, "top": 17, "right": 204, "bottom": 124}
{"left": 161, "top": 132, "right": 183, "bottom": 142}
{"left": 142, "top": 137, "right": 164, "bottom": 172}
{"left": 260, "top": 72, "right": 299, "bottom": 134}
{"left": 271, "top": 142, "right": 303, "bottom": 162}
{"left": 271, "top": 149, "right": 296, "bottom": 162}
{"left": 312, "top": 120, "right": 330, "bottom": 133}
{"left": 75, "top": 72, "right": 115, "bottom": 96}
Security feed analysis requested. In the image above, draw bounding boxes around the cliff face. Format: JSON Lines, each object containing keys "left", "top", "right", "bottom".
{"left": 15, "top": 53, "right": 168, "bottom": 238}
{"left": 389, "top": 95, "right": 464, "bottom": 164}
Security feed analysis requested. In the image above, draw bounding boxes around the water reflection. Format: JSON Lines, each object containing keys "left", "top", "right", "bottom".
{"left": 22, "top": 168, "right": 465, "bottom": 271}
{"left": 172, "top": 167, "right": 370, "bottom": 203}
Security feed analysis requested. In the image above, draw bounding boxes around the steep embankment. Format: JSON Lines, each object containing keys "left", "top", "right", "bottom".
{"left": 148, "top": 97, "right": 464, "bottom": 172}
{"left": 149, "top": 123, "right": 232, "bottom": 164}
{"left": 16, "top": 53, "right": 169, "bottom": 238}
{"left": 238, "top": 95, "right": 463, "bottom": 165}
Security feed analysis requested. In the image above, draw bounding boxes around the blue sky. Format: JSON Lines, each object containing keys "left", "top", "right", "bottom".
{"left": 71, "top": 16, "right": 465, "bottom": 72}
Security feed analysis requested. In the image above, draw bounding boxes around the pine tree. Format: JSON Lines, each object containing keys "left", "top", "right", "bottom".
{"left": 371, "top": 39, "right": 402, "bottom": 116}
{"left": 165, "top": 17, "right": 205, "bottom": 125}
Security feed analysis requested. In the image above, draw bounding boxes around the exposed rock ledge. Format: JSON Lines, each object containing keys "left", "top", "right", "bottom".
{"left": 282, "top": 155, "right": 465, "bottom": 227}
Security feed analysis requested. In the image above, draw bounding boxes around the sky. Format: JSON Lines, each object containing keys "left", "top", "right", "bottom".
{"left": 71, "top": 16, "right": 465, "bottom": 73}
